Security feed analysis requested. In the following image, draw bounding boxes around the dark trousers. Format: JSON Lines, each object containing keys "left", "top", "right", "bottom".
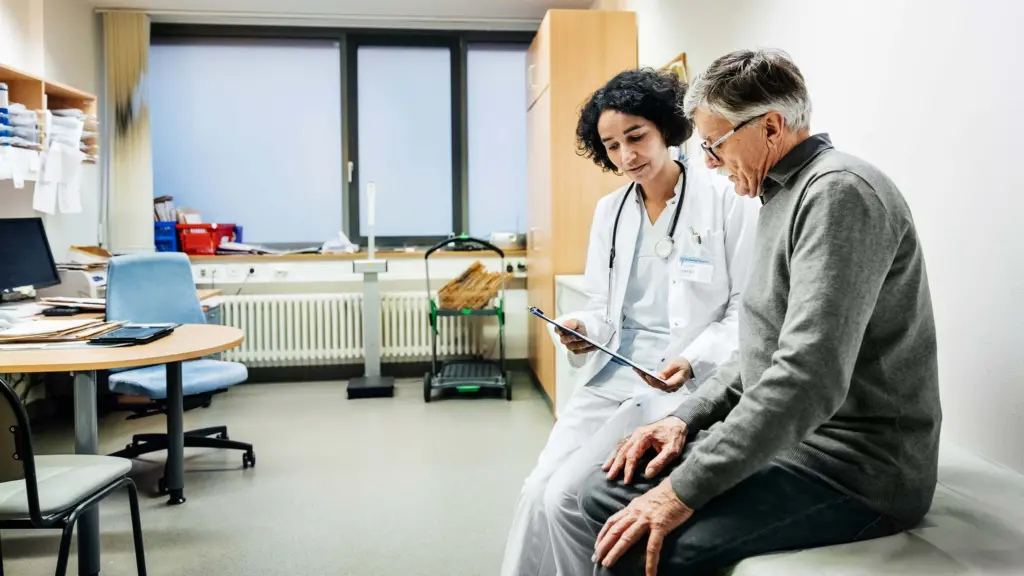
{"left": 578, "top": 456, "right": 904, "bottom": 576}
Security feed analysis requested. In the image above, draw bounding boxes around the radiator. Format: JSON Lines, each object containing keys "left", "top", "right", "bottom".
{"left": 219, "top": 293, "right": 486, "bottom": 366}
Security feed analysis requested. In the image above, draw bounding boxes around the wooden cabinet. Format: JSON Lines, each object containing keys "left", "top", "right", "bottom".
{"left": 525, "top": 16, "right": 551, "bottom": 109}
{"left": 526, "top": 10, "right": 637, "bottom": 407}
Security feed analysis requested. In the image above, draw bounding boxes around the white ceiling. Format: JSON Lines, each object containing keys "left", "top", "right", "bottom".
{"left": 88, "top": 0, "right": 594, "bottom": 30}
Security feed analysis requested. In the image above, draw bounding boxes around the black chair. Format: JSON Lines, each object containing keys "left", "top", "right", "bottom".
{"left": 0, "top": 376, "right": 146, "bottom": 575}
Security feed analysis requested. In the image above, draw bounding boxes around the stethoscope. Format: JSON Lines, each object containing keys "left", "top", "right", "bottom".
{"left": 605, "top": 160, "right": 687, "bottom": 323}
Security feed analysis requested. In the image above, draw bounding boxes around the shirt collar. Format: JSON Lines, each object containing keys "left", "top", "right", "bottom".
{"left": 761, "top": 133, "right": 833, "bottom": 203}
{"left": 635, "top": 166, "right": 685, "bottom": 206}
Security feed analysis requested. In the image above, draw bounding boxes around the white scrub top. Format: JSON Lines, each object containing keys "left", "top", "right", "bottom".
{"left": 590, "top": 177, "right": 681, "bottom": 393}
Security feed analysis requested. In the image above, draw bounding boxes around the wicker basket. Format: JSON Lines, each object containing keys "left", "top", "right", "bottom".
{"left": 437, "top": 261, "right": 509, "bottom": 310}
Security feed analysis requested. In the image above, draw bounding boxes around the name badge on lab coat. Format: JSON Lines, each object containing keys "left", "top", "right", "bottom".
{"left": 678, "top": 256, "right": 714, "bottom": 284}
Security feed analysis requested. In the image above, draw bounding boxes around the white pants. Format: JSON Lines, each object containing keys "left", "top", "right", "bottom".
{"left": 501, "top": 385, "right": 687, "bottom": 576}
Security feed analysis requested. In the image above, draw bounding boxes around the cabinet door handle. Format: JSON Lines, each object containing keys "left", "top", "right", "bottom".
{"left": 527, "top": 64, "right": 537, "bottom": 89}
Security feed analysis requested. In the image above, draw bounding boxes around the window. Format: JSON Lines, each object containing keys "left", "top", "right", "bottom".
{"left": 354, "top": 44, "right": 454, "bottom": 239}
{"left": 467, "top": 44, "right": 528, "bottom": 237}
{"left": 148, "top": 25, "right": 533, "bottom": 248}
{"left": 149, "top": 38, "right": 344, "bottom": 245}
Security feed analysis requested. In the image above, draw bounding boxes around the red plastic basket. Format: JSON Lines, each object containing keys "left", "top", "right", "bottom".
{"left": 176, "top": 223, "right": 238, "bottom": 255}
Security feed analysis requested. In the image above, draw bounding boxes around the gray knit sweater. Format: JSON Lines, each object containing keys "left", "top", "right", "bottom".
{"left": 670, "top": 134, "right": 941, "bottom": 525}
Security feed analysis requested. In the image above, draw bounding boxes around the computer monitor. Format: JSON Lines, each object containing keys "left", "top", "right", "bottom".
{"left": 0, "top": 218, "right": 60, "bottom": 293}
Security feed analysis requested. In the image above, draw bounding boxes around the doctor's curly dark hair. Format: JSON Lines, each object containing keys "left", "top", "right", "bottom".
{"left": 576, "top": 68, "right": 692, "bottom": 173}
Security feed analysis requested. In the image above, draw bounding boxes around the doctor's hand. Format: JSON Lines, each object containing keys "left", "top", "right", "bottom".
{"left": 593, "top": 479, "right": 694, "bottom": 576}
{"left": 557, "top": 319, "right": 597, "bottom": 354}
{"left": 634, "top": 356, "right": 692, "bottom": 392}
{"left": 604, "top": 416, "right": 688, "bottom": 484}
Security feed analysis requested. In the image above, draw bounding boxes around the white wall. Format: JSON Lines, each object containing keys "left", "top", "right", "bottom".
{"left": 39, "top": 0, "right": 102, "bottom": 258}
{"left": 0, "top": 0, "right": 44, "bottom": 74}
{"left": 0, "top": 0, "right": 45, "bottom": 222}
{"left": 0, "top": 0, "right": 44, "bottom": 221}
{"left": 604, "top": 0, "right": 1024, "bottom": 472}
{"left": 0, "top": 0, "right": 101, "bottom": 260}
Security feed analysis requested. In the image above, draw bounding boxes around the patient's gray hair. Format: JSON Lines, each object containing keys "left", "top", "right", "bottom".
{"left": 683, "top": 49, "right": 812, "bottom": 132}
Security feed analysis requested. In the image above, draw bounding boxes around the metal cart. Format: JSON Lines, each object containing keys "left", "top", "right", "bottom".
{"left": 423, "top": 236, "right": 511, "bottom": 402}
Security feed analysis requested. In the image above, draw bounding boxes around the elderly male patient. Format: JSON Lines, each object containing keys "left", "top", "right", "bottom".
{"left": 565, "top": 48, "right": 941, "bottom": 575}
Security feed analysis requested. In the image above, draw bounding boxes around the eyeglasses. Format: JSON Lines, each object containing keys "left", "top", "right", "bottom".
{"left": 700, "top": 114, "right": 766, "bottom": 163}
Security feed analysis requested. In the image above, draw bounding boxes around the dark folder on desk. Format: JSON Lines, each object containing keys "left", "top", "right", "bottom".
{"left": 89, "top": 323, "right": 178, "bottom": 345}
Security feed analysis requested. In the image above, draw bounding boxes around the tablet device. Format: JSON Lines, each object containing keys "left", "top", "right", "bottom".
{"left": 527, "top": 307, "right": 671, "bottom": 387}
{"left": 89, "top": 323, "right": 178, "bottom": 345}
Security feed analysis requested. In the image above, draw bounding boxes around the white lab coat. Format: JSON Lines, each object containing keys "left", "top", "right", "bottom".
{"left": 554, "top": 159, "right": 759, "bottom": 391}
{"left": 502, "top": 162, "right": 759, "bottom": 576}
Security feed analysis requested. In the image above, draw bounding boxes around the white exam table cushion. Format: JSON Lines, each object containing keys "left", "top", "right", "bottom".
{"left": 730, "top": 444, "right": 1024, "bottom": 575}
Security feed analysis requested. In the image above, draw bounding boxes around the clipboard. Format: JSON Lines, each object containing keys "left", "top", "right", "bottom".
{"left": 528, "top": 307, "right": 671, "bottom": 387}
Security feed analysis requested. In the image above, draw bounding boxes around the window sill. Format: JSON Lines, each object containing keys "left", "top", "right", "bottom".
{"left": 187, "top": 248, "right": 526, "bottom": 263}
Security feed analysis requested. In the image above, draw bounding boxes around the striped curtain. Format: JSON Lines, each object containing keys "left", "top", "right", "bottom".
{"left": 103, "top": 11, "right": 154, "bottom": 253}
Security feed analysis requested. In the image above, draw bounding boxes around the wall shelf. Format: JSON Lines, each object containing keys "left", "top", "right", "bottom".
{"left": 1, "top": 63, "right": 98, "bottom": 163}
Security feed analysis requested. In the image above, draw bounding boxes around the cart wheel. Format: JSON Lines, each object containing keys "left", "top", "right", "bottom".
{"left": 505, "top": 372, "right": 513, "bottom": 401}
{"left": 423, "top": 372, "right": 432, "bottom": 403}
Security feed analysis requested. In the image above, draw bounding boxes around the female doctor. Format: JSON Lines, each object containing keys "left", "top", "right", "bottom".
{"left": 501, "top": 68, "right": 759, "bottom": 576}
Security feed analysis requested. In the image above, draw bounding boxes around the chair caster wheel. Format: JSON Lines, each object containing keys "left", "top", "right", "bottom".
{"left": 217, "top": 432, "right": 229, "bottom": 440}
{"left": 157, "top": 477, "right": 168, "bottom": 495}
{"left": 167, "top": 489, "right": 186, "bottom": 506}
{"left": 243, "top": 451, "right": 256, "bottom": 468}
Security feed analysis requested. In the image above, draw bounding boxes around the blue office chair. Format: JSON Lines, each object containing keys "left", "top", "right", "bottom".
{"left": 104, "top": 253, "right": 255, "bottom": 492}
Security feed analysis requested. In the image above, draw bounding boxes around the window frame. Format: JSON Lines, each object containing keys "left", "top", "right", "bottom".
{"left": 150, "top": 24, "right": 533, "bottom": 249}
{"left": 463, "top": 41, "right": 531, "bottom": 240}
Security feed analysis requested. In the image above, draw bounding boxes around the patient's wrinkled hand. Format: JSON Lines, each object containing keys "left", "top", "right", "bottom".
{"left": 557, "top": 319, "right": 597, "bottom": 355}
{"left": 603, "top": 417, "right": 688, "bottom": 484}
{"left": 593, "top": 479, "right": 694, "bottom": 576}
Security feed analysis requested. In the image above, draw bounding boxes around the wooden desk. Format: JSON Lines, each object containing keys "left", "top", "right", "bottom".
{"left": 0, "top": 324, "right": 243, "bottom": 576}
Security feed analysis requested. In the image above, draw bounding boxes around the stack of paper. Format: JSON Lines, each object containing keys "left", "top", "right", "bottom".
{"left": 0, "top": 104, "right": 43, "bottom": 150}
{"left": 50, "top": 108, "right": 98, "bottom": 163}
{"left": 217, "top": 242, "right": 320, "bottom": 256}
{"left": 154, "top": 195, "right": 176, "bottom": 222}
{"left": 38, "top": 297, "right": 106, "bottom": 310}
{"left": 66, "top": 246, "right": 112, "bottom": 265}
{"left": 0, "top": 318, "right": 123, "bottom": 343}
{"left": 56, "top": 262, "right": 106, "bottom": 271}
{"left": 0, "top": 302, "right": 48, "bottom": 319}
